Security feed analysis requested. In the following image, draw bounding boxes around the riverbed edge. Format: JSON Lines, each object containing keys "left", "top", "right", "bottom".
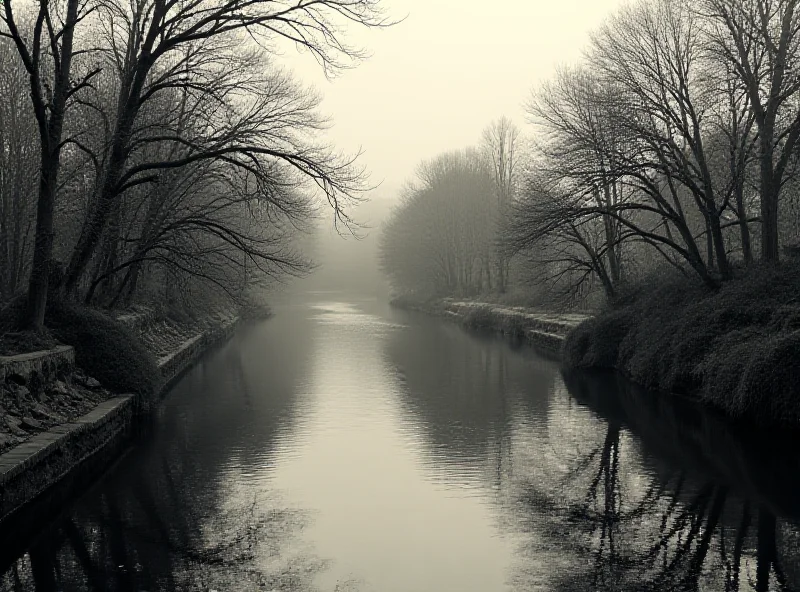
{"left": 389, "top": 297, "right": 589, "bottom": 359}
{"left": 0, "top": 316, "right": 241, "bottom": 526}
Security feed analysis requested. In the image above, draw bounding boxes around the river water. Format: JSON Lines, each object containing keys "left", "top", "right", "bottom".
{"left": 1, "top": 296, "right": 799, "bottom": 591}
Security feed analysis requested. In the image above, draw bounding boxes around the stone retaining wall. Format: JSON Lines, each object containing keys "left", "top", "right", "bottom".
{"left": 0, "top": 346, "right": 75, "bottom": 385}
{"left": 0, "top": 316, "right": 240, "bottom": 525}
{"left": 392, "top": 298, "right": 589, "bottom": 359}
{"left": 157, "top": 316, "right": 239, "bottom": 392}
{"left": 0, "top": 396, "right": 133, "bottom": 522}
{"left": 443, "top": 300, "right": 589, "bottom": 337}
{"left": 524, "top": 329, "right": 568, "bottom": 356}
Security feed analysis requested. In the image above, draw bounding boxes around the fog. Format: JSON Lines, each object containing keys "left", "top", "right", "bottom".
{"left": 5, "top": 1, "right": 800, "bottom": 588}
{"left": 282, "top": 0, "right": 627, "bottom": 201}
{"left": 286, "top": 197, "right": 395, "bottom": 300}
{"left": 279, "top": 0, "right": 626, "bottom": 297}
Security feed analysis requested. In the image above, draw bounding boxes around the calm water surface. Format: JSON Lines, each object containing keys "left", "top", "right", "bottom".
{"left": 2, "top": 296, "right": 799, "bottom": 591}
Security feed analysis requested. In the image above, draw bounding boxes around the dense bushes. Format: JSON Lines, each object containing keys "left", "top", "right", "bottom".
{"left": 0, "top": 331, "right": 59, "bottom": 356}
{"left": 0, "top": 297, "right": 160, "bottom": 397}
{"left": 45, "top": 303, "right": 159, "bottom": 398}
{"left": 461, "top": 305, "right": 551, "bottom": 338}
{"left": 462, "top": 306, "right": 501, "bottom": 331}
{"left": 564, "top": 261, "right": 800, "bottom": 424}
{"left": 564, "top": 307, "right": 632, "bottom": 369}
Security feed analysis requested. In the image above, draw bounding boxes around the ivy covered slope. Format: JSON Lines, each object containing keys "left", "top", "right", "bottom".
{"left": 563, "top": 262, "right": 800, "bottom": 425}
{"left": 2, "top": 300, "right": 159, "bottom": 398}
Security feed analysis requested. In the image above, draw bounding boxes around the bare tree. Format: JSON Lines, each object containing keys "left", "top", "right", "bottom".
{"left": 701, "top": 0, "right": 800, "bottom": 261}
{"left": 481, "top": 116, "right": 521, "bottom": 293}
{"left": 0, "top": 38, "right": 39, "bottom": 299}
{"left": 519, "top": 67, "right": 632, "bottom": 299}
{"left": 381, "top": 150, "right": 496, "bottom": 297}
{"left": 66, "top": 45, "right": 326, "bottom": 307}
{"left": 591, "top": 0, "right": 733, "bottom": 280}
{"left": 60, "top": 0, "right": 389, "bottom": 297}
{"left": 1, "top": 0, "right": 100, "bottom": 329}
{"left": 711, "top": 62, "right": 758, "bottom": 265}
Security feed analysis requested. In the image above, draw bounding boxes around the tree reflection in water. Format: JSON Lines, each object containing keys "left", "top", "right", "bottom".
{"left": 0, "top": 322, "right": 328, "bottom": 592}
{"left": 4, "top": 492, "right": 322, "bottom": 592}
{"left": 2, "top": 311, "right": 800, "bottom": 591}
{"left": 520, "top": 370, "right": 800, "bottom": 592}
{"left": 382, "top": 316, "right": 800, "bottom": 591}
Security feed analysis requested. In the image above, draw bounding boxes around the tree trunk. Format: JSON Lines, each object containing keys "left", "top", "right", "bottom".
{"left": 64, "top": 51, "right": 153, "bottom": 294}
{"left": 706, "top": 219, "right": 715, "bottom": 271}
{"left": 709, "top": 213, "right": 731, "bottom": 280}
{"left": 756, "top": 509, "right": 777, "bottom": 592}
{"left": 25, "top": 161, "right": 57, "bottom": 330}
{"left": 0, "top": 190, "right": 9, "bottom": 300}
{"left": 759, "top": 133, "right": 780, "bottom": 262}
{"left": 669, "top": 211, "right": 716, "bottom": 288}
{"left": 90, "top": 202, "right": 123, "bottom": 305}
{"left": 735, "top": 181, "right": 753, "bottom": 265}
{"left": 497, "top": 253, "right": 507, "bottom": 293}
{"left": 123, "top": 261, "right": 142, "bottom": 306}
{"left": 603, "top": 210, "right": 621, "bottom": 284}
{"left": 761, "top": 189, "right": 780, "bottom": 262}
{"left": 23, "top": 0, "right": 81, "bottom": 330}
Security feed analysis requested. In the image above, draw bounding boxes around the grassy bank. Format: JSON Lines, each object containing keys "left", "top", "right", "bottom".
{"left": 1, "top": 298, "right": 262, "bottom": 399}
{"left": 563, "top": 262, "right": 800, "bottom": 424}
{"left": 390, "top": 295, "right": 589, "bottom": 353}
{"left": 0, "top": 301, "right": 247, "bottom": 454}
{"left": 1, "top": 299, "right": 160, "bottom": 398}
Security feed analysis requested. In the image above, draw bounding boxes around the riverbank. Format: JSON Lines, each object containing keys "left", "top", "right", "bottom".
{"left": 0, "top": 310, "right": 241, "bottom": 524}
{"left": 390, "top": 296, "right": 589, "bottom": 356}
{"left": 563, "top": 263, "right": 800, "bottom": 425}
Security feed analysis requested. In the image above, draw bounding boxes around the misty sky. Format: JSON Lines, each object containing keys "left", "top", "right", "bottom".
{"left": 282, "top": 0, "right": 626, "bottom": 204}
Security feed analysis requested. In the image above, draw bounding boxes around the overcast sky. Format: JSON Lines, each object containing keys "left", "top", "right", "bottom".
{"left": 281, "top": 0, "right": 627, "bottom": 206}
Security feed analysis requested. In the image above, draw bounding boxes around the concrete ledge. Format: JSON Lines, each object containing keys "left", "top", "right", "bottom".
{"left": 444, "top": 300, "right": 588, "bottom": 336}
{"left": 525, "top": 329, "right": 566, "bottom": 356}
{"left": 0, "top": 346, "right": 75, "bottom": 384}
{"left": 0, "top": 396, "right": 133, "bottom": 522}
{"left": 0, "top": 315, "right": 240, "bottom": 525}
{"left": 158, "top": 317, "right": 240, "bottom": 393}
{"left": 392, "top": 298, "right": 578, "bottom": 359}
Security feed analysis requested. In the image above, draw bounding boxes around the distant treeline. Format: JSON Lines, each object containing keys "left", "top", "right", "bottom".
{"left": 381, "top": 0, "right": 800, "bottom": 307}
{"left": 0, "top": 0, "right": 389, "bottom": 330}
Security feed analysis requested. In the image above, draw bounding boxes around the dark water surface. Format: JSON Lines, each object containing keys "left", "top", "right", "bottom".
{"left": 2, "top": 297, "right": 799, "bottom": 591}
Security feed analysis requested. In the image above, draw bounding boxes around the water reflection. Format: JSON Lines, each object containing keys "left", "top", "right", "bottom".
{"left": 0, "top": 301, "right": 798, "bottom": 591}
{"left": 0, "top": 312, "right": 325, "bottom": 592}
{"left": 384, "top": 315, "right": 557, "bottom": 491}
{"left": 521, "top": 370, "right": 800, "bottom": 591}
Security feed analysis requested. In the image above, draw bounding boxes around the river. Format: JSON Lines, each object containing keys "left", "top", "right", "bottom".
{"left": 1, "top": 296, "right": 799, "bottom": 591}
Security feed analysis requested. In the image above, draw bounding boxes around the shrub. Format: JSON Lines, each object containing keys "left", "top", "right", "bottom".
{"left": 46, "top": 303, "right": 159, "bottom": 398}
{"left": 769, "top": 305, "right": 800, "bottom": 332}
{"left": 0, "top": 331, "right": 59, "bottom": 356}
{"left": 617, "top": 278, "right": 705, "bottom": 376}
{"left": 659, "top": 299, "right": 772, "bottom": 393}
{"left": 564, "top": 307, "right": 632, "bottom": 369}
{"left": 733, "top": 331, "right": 800, "bottom": 423}
{"left": 562, "top": 321, "right": 593, "bottom": 368}
{"left": 573, "top": 260, "right": 800, "bottom": 423}
{"left": 462, "top": 306, "right": 496, "bottom": 330}
{"left": 609, "top": 266, "right": 696, "bottom": 309}
{"left": 659, "top": 327, "right": 715, "bottom": 393}
{"left": 696, "top": 327, "right": 768, "bottom": 415}
{"left": 727, "top": 259, "right": 800, "bottom": 303}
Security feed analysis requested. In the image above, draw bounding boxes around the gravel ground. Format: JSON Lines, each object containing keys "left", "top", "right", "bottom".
{"left": 0, "top": 369, "right": 112, "bottom": 453}
{"left": 0, "top": 309, "right": 237, "bottom": 454}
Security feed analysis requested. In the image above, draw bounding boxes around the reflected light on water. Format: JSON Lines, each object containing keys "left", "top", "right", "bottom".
{"left": 1, "top": 298, "right": 799, "bottom": 592}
